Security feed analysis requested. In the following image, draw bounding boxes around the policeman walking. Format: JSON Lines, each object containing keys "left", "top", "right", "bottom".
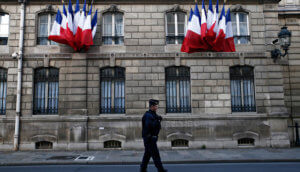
{"left": 140, "top": 99, "right": 167, "bottom": 172}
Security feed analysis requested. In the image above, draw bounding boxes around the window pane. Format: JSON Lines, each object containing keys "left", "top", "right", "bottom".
{"left": 177, "top": 13, "right": 185, "bottom": 35}
{"left": 115, "top": 13, "right": 123, "bottom": 36}
{"left": 0, "top": 69, "right": 7, "bottom": 115}
{"left": 239, "top": 36, "right": 249, "bottom": 44}
{"left": 0, "top": 14, "right": 9, "bottom": 38}
{"left": 239, "top": 22, "right": 248, "bottom": 35}
{"left": 103, "top": 13, "right": 112, "bottom": 36}
{"left": 103, "top": 37, "right": 113, "bottom": 45}
{"left": 115, "top": 36, "right": 124, "bottom": 45}
{"left": 238, "top": 13, "right": 247, "bottom": 22}
{"left": 166, "top": 13, "right": 175, "bottom": 35}
{"left": 37, "top": 37, "right": 48, "bottom": 45}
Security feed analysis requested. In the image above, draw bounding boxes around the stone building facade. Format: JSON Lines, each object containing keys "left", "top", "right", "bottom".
{"left": 0, "top": 0, "right": 296, "bottom": 150}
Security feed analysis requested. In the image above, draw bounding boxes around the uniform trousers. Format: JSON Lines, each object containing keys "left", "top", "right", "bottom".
{"left": 140, "top": 137, "right": 165, "bottom": 172}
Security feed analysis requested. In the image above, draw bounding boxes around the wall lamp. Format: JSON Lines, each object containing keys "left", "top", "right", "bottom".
{"left": 271, "top": 26, "right": 291, "bottom": 62}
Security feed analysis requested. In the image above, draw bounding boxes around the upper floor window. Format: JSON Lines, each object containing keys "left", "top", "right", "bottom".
{"left": 33, "top": 68, "right": 59, "bottom": 114}
{"left": 102, "top": 12, "right": 124, "bottom": 45}
{"left": 230, "top": 66, "right": 256, "bottom": 112}
{"left": 37, "top": 13, "right": 57, "bottom": 45}
{"left": 0, "top": 13, "right": 9, "bottom": 45}
{"left": 166, "top": 66, "right": 191, "bottom": 113}
{"left": 165, "top": 11, "right": 186, "bottom": 44}
{"left": 100, "top": 67, "right": 125, "bottom": 114}
{"left": 0, "top": 68, "right": 7, "bottom": 115}
{"left": 231, "top": 12, "right": 250, "bottom": 44}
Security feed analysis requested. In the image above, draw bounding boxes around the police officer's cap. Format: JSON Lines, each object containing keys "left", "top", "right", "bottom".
{"left": 149, "top": 99, "right": 159, "bottom": 107}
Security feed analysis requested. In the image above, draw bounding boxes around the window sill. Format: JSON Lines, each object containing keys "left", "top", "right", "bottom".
{"left": 99, "top": 45, "right": 126, "bottom": 53}
{"left": 166, "top": 113, "right": 192, "bottom": 116}
{"left": 99, "top": 113, "right": 126, "bottom": 117}
{"left": 32, "top": 114, "right": 59, "bottom": 117}
{"left": 228, "top": 112, "right": 267, "bottom": 117}
{"left": 164, "top": 44, "right": 182, "bottom": 52}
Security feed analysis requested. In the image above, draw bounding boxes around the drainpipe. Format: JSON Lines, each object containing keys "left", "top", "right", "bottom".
{"left": 14, "top": 0, "right": 26, "bottom": 151}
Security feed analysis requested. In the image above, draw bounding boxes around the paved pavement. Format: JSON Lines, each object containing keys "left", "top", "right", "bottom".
{"left": 1, "top": 148, "right": 300, "bottom": 166}
{"left": 1, "top": 163, "right": 300, "bottom": 172}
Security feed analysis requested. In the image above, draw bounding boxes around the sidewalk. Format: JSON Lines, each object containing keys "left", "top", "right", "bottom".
{"left": 1, "top": 148, "right": 300, "bottom": 166}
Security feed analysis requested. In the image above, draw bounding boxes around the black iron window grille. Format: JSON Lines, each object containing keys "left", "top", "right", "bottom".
{"left": 104, "top": 140, "right": 121, "bottom": 148}
{"left": 35, "top": 141, "right": 53, "bottom": 149}
{"left": 166, "top": 12, "right": 186, "bottom": 44}
{"left": 33, "top": 67, "right": 59, "bottom": 114}
{"left": 0, "top": 68, "right": 7, "bottom": 115}
{"left": 166, "top": 66, "right": 191, "bottom": 113}
{"left": 100, "top": 67, "right": 125, "bottom": 114}
{"left": 230, "top": 66, "right": 256, "bottom": 112}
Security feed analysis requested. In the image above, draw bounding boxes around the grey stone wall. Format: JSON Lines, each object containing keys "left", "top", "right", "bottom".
{"left": 0, "top": 0, "right": 292, "bottom": 150}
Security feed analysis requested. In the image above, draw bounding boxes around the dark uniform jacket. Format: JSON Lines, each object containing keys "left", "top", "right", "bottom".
{"left": 142, "top": 110, "right": 162, "bottom": 142}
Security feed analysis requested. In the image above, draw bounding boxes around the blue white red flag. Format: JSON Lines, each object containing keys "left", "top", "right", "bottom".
{"left": 74, "top": 0, "right": 86, "bottom": 50}
{"left": 91, "top": 9, "right": 98, "bottom": 38}
{"left": 206, "top": 0, "right": 219, "bottom": 48}
{"left": 213, "top": 4, "right": 226, "bottom": 52}
{"left": 81, "top": 4, "right": 93, "bottom": 47}
{"left": 48, "top": 9, "right": 68, "bottom": 45}
{"left": 201, "top": 0, "right": 207, "bottom": 39}
{"left": 73, "top": 0, "right": 80, "bottom": 34}
{"left": 224, "top": 9, "right": 236, "bottom": 52}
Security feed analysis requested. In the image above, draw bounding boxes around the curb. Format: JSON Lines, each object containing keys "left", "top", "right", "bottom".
{"left": 1, "top": 159, "right": 300, "bottom": 166}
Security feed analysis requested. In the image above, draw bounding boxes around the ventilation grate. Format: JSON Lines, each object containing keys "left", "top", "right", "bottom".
{"left": 238, "top": 138, "right": 255, "bottom": 146}
{"left": 35, "top": 141, "right": 53, "bottom": 150}
{"left": 104, "top": 140, "right": 122, "bottom": 148}
{"left": 171, "top": 139, "right": 189, "bottom": 147}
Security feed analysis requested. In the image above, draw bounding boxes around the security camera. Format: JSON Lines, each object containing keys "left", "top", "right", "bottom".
{"left": 12, "top": 52, "right": 19, "bottom": 59}
{"left": 272, "top": 39, "right": 278, "bottom": 45}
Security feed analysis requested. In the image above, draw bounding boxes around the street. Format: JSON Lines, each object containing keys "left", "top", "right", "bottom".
{"left": 1, "top": 162, "right": 300, "bottom": 172}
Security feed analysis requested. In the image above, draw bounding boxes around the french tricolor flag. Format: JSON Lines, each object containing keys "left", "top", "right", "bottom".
{"left": 81, "top": 4, "right": 93, "bottom": 47}
{"left": 180, "top": 4, "right": 208, "bottom": 53}
{"left": 200, "top": 0, "right": 207, "bottom": 40}
{"left": 74, "top": 0, "right": 86, "bottom": 50}
{"left": 65, "top": 0, "right": 77, "bottom": 50}
{"left": 48, "top": 9, "right": 68, "bottom": 45}
{"left": 224, "top": 9, "right": 236, "bottom": 52}
{"left": 213, "top": 4, "right": 226, "bottom": 52}
{"left": 91, "top": 9, "right": 98, "bottom": 39}
{"left": 73, "top": 0, "right": 80, "bottom": 34}
{"left": 205, "top": 0, "right": 217, "bottom": 48}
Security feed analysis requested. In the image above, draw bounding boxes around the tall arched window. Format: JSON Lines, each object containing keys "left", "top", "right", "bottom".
{"left": 100, "top": 67, "right": 125, "bottom": 114}
{"left": 166, "top": 66, "right": 191, "bottom": 113}
{"left": 165, "top": 7, "right": 186, "bottom": 45}
{"left": 230, "top": 66, "right": 256, "bottom": 112}
{"left": 102, "top": 7, "right": 124, "bottom": 45}
{"left": 0, "top": 13, "right": 9, "bottom": 45}
{"left": 33, "top": 68, "right": 59, "bottom": 114}
{"left": 0, "top": 68, "right": 7, "bottom": 115}
{"left": 37, "top": 12, "right": 57, "bottom": 45}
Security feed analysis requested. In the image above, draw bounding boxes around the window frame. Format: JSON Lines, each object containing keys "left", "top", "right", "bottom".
{"left": 231, "top": 12, "right": 250, "bottom": 45}
{"left": 230, "top": 65, "right": 256, "bottom": 113}
{"left": 99, "top": 66, "right": 125, "bottom": 114}
{"left": 165, "top": 66, "right": 191, "bottom": 113}
{"left": 0, "top": 12, "right": 9, "bottom": 45}
{"left": 33, "top": 67, "right": 59, "bottom": 115}
{"left": 37, "top": 12, "right": 56, "bottom": 45}
{"left": 0, "top": 68, "right": 7, "bottom": 115}
{"left": 102, "top": 12, "right": 124, "bottom": 45}
{"left": 165, "top": 11, "right": 187, "bottom": 45}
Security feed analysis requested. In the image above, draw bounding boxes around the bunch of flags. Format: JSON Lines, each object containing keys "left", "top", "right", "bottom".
{"left": 48, "top": 0, "right": 98, "bottom": 51}
{"left": 181, "top": 0, "right": 236, "bottom": 53}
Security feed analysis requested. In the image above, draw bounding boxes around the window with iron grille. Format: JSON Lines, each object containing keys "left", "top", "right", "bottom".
{"left": 0, "top": 13, "right": 9, "bottom": 45}
{"left": 0, "top": 68, "right": 7, "bottom": 115}
{"left": 104, "top": 140, "right": 121, "bottom": 148}
{"left": 166, "top": 66, "right": 191, "bottom": 113}
{"left": 231, "top": 12, "right": 250, "bottom": 44}
{"left": 33, "top": 68, "right": 59, "bottom": 114}
{"left": 171, "top": 139, "right": 189, "bottom": 147}
{"left": 165, "top": 11, "right": 186, "bottom": 44}
{"left": 230, "top": 66, "right": 256, "bottom": 112}
{"left": 238, "top": 138, "right": 255, "bottom": 146}
{"left": 100, "top": 67, "right": 125, "bottom": 114}
{"left": 102, "top": 12, "right": 124, "bottom": 45}
{"left": 37, "top": 13, "right": 58, "bottom": 45}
